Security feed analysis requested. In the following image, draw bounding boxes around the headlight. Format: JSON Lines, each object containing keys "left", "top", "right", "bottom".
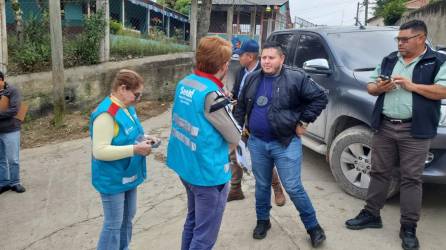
{"left": 439, "top": 105, "right": 446, "bottom": 127}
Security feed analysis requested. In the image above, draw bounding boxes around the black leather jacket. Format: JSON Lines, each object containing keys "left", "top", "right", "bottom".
{"left": 234, "top": 67, "right": 328, "bottom": 146}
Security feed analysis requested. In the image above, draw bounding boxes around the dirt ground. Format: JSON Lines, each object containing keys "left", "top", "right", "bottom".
{"left": 20, "top": 100, "right": 170, "bottom": 149}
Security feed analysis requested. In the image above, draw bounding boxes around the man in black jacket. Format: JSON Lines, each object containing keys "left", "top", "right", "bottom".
{"left": 0, "top": 71, "right": 26, "bottom": 194}
{"left": 234, "top": 41, "right": 328, "bottom": 247}
{"left": 228, "top": 39, "right": 286, "bottom": 206}
{"left": 345, "top": 20, "right": 446, "bottom": 250}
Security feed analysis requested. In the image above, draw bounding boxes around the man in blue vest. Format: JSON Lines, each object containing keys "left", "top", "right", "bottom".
{"left": 346, "top": 20, "right": 446, "bottom": 250}
{"left": 167, "top": 36, "right": 241, "bottom": 250}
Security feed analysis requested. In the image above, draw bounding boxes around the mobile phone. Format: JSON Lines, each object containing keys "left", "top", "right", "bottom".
{"left": 379, "top": 75, "right": 391, "bottom": 82}
{"left": 150, "top": 140, "right": 161, "bottom": 148}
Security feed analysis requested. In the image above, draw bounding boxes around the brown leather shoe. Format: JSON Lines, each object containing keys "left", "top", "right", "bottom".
{"left": 227, "top": 186, "right": 245, "bottom": 202}
{"left": 272, "top": 169, "right": 286, "bottom": 206}
{"left": 273, "top": 185, "right": 286, "bottom": 206}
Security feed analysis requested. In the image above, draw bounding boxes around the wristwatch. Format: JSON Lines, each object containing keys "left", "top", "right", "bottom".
{"left": 298, "top": 121, "right": 309, "bottom": 129}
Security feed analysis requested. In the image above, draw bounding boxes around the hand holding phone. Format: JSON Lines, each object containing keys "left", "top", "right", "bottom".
{"left": 378, "top": 74, "right": 391, "bottom": 82}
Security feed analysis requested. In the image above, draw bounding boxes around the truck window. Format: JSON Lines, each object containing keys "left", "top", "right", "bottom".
{"left": 271, "top": 33, "right": 297, "bottom": 65}
{"left": 294, "top": 34, "right": 329, "bottom": 68}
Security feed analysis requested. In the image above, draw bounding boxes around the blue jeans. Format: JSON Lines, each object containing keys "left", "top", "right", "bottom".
{"left": 248, "top": 135, "right": 318, "bottom": 230}
{"left": 97, "top": 188, "right": 137, "bottom": 250}
{"left": 0, "top": 130, "right": 21, "bottom": 187}
{"left": 181, "top": 179, "right": 229, "bottom": 250}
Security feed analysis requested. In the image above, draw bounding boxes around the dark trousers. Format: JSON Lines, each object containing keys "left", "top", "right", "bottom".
{"left": 365, "top": 120, "right": 431, "bottom": 226}
{"left": 180, "top": 179, "right": 229, "bottom": 250}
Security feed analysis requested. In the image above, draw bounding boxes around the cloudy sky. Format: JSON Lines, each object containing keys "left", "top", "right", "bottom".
{"left": 289, "top": 0, "right": 376, "bottom": 26}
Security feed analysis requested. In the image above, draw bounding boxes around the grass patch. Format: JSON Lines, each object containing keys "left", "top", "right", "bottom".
{"left": 110, "top": 35, "right": 191, "bottom": 59}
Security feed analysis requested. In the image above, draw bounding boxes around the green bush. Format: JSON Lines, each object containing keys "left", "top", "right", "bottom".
{"left": 111, "top": 35, "right": 191, "bottom": 59}
{"left": 64, "top": 11, "right": 106, "bottom": 66}
{"left": 116, "top": 28, "right": 141, "bottom": 38}
{"left": 8, "top": 13, "right": 51, "bottom": 73}
{"left": 109, "top": 19, "right": 122, "bottom": 34}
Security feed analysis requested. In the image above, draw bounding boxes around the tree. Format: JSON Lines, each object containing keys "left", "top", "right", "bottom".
{"left": 374, "top": 0, "right": 389, "bottom": 17}
{"left": 175, "top": 0, "right": 191, "bottom": 15}
{"left": 196, "top": 0, "right": 212, "bottom": 44}
{"left": 382, "top": 0, "right": 407, "bottom": 25}
{"left": 158, "top": 0, "right": 191, "bottom": 16}
{"left": 11, "top": 0, "right": 24, "bottom": 45}
{"left": 373, "top": 0, "right": 407, "bottom": 25}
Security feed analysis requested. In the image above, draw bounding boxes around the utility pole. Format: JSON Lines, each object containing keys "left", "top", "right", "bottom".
{"left": 97, "top": 0, "right": 110, "bottom": 62}
{"left": 0, "top": 0, "right": 7, "bottom": 74}
{"left": 364, "top": 0, "right": 369, "bottom": 26}
{"left": 227, "top": 4, "right": 234, "bottom": 42}
{"left": 49, "top": 0, "right": 65, "bottom": 126}
{"left": 190, "top": 0, "right": 198, "bottom": 50}
{"left": 355, "top": 2, "right": 360, "bottom": 26}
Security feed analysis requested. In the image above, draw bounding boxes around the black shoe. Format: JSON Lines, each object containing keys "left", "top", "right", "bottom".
{"left": 253, "top": 219, "right": 271, "bottom": 239}
{"left": 10, "top": 184, "right": 26, "bottom": 193}
{"left": 345, "top": 209, "right": 383, "bottom": 230}
{"left": 307, "top": 224, "right": 326, "bottom": 248}
{"left": 0, "top": 186, "right": 10, "bottom": 194}
{"left": 400, "top": 225, "right": 419, "bottom": 250}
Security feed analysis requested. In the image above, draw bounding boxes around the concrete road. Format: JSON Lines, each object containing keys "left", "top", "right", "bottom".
{"left": 1, "top": 109, "right": 446, "bottom": 250}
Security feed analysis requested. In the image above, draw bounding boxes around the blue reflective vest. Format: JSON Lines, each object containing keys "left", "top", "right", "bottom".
{"left": 167, "top": 74, "right": 231, "bottom": 186}
{"left": 90, "top": 97, "right": 147, "bottom": 194}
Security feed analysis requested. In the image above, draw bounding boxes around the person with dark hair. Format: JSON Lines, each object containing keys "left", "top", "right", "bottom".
{"left": 0, "top": 71, "right": 26, "bottom": 194}
{"left": 167, "top": 36, "right": 241, "bottom": 250}
{"left": 90, "top": 69, "right": 158, "bottom": 250}
{"left": 228, "top": 39, "right": 286, "bottom": 206}
{"left": 234, "top": 41, "right": 328, "bottom": 247}
{"left": 346, "top": 19, "right": 446, "bottom": 250}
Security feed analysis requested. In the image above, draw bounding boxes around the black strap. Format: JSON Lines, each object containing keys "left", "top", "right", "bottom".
{"left": 209, "top": 98, "right": 230, "bottom": 113}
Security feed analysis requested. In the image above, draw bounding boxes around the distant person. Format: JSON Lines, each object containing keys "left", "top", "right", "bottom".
{"left": 346, "top": 20, "right": 446, "bottom": 250}
{"left": 167, "top": 36, "right": 241, "bottom": 250}
{"left": 0, "top": 70, "right": 26, "bottom": 194}
{"left": 228, "top": 39, "right": 286, "bottom": 206}
{"left": 90, "top": 69, "right": 159, "bottom": 250}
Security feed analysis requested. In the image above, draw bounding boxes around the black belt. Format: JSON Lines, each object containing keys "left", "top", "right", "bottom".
{"left": 382, "top": 115, "right": 412, "bottom": 124}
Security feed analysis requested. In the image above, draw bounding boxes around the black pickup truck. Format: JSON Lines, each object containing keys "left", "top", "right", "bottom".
{"left": 268, "top": 26, "right": 446, "bottom": 199}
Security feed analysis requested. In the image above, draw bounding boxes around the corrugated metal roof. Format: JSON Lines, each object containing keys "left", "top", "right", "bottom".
{"left": 212, "top": 0, "right": 288, "bottom": 6}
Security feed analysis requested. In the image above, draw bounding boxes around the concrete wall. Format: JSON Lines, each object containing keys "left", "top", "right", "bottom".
{"left": 367, "top": 16, "right": 385, "bottom": 26}
{"left": 397, "top": 1, "right": 446, "bottom": 47}
{"left": 9, "top": 53, "right": 194, "bottom": 117}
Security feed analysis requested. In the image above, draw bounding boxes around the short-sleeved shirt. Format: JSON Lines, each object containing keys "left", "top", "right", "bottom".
{"left": 370, "top": 49, "right": 446, "bottom": 119}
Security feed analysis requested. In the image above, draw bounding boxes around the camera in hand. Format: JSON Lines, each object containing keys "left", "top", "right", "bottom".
{"left": 150, "top": 140, "right": 161, "bottom": 148}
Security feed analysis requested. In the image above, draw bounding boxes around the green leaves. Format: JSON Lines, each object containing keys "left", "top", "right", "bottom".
{"left": 374, "top": 0, "right": 407, "bottom": 25}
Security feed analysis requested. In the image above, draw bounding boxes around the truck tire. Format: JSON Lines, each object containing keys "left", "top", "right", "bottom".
{"left": 329, "top": 125, "right": 399, "bottom": 200}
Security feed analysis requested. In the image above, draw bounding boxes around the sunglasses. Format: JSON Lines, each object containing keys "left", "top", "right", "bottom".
{"left": 132, "top": 91, "right": 142, "bottom": 100}
{"left": 394, "top": 34, "right": 423, "bottom": 43}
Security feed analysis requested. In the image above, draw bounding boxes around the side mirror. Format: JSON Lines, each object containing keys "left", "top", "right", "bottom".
{"left": 303, "top": 58, "right": 332, "bottom": 75}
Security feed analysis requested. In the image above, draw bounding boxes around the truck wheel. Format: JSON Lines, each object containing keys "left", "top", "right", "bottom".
{"left": 329, "top": 125, "right": 399, "bottom": 200}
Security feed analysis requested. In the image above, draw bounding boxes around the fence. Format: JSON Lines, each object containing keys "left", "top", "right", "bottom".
{"left": 1, "top": 0, "right": 191, "bottom": 76}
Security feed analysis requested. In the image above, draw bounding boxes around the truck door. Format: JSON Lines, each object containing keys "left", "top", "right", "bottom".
{"left": 292, "top": 33, "right": 333, "bottom": 140}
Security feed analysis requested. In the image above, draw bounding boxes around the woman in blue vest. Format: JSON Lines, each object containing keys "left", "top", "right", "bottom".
{"left": 90, "top": 69, "right": 155, "bottom": 250}
{"left": 167, "top": 36, "right": 241, "bottom": 250}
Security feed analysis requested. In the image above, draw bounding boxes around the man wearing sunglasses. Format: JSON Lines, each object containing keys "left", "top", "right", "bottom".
{"left": 346, "top": 20, "right": 446, "bottom": 250}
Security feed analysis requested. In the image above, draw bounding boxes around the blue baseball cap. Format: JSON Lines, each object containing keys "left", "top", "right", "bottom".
{"left": 234, "top": 39, "right": 259, "bottom": 55}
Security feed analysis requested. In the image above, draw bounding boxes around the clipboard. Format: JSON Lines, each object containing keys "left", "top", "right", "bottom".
{"left": 0, "top": 96, "right": 28, "bottom": 121}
